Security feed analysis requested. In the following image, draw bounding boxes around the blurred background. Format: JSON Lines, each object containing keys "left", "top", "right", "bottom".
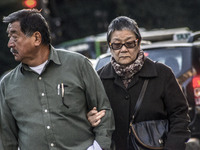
{"left": 0, "top": 0, "right": 200, "bottom": 76}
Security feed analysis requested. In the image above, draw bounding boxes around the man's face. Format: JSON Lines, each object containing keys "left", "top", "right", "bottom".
{"left": 7, "top": 21, "right": 36, "bottom": 64}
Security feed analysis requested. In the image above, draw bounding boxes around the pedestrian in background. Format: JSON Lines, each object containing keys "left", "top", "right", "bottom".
{"left": 0, "top": 9, "right": 114, "bottom": 150}
{"left": 87, "top": 16, "right": 190, "bottom": 150}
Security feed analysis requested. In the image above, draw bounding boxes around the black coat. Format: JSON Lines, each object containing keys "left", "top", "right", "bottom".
{"left": 98, "top": 57, "right": 190, "bottom": 150}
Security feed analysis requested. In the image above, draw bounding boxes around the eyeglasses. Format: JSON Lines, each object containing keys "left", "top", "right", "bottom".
{"left": 109, "top": 39, "right": 138, "bottom": 50}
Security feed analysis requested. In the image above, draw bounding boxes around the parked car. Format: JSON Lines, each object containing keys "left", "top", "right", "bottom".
{"left": 94, "top": 31, "right": 200, "bottom": 147}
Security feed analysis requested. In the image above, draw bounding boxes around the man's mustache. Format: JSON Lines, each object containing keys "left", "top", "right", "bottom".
{"left": 10, "top": 48, "right": 18, "bottom": 54}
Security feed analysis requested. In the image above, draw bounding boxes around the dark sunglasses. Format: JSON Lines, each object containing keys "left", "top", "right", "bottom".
{"left": 109, "top": 39, "right": 138, "bottom": 50}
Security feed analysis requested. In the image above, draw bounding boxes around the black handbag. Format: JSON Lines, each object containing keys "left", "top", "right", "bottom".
{"left": 129, "top": 79, "right": 169, "bottom": 150}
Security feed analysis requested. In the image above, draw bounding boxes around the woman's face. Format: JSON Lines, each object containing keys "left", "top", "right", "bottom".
{"left": 110, "top": 30, "right": 140, "bottom": 65}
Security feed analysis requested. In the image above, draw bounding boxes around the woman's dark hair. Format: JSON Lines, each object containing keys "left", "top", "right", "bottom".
{"left": 3, "top": 9, "right": 51, "bottom": 45}
{"left": 107, "top": 16, "right": 141, "bottom": 45}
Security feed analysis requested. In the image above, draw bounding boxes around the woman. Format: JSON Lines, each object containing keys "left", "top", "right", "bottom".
{"left": 87, "top": 16, "right": 190, "bottom": 150}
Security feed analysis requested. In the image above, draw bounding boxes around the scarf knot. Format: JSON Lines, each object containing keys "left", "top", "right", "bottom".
{"left": 111, "top": 50, "right": 145, "bottom": 88}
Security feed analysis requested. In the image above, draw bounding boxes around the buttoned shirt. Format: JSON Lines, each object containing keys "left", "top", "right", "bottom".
{"left": 0, "top": 46, "right": 115, "bottom": 150}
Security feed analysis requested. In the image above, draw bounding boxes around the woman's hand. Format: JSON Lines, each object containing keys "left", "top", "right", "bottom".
{"left": 87, "top": 107, "right": 106, "bottom": 127}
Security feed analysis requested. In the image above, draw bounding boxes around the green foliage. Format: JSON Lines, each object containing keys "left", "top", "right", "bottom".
{"left": 0, "top": 0, "right": 200, "bottom": 76}
{"left": 51, "top": 0, "right": 200, "bottom": 44}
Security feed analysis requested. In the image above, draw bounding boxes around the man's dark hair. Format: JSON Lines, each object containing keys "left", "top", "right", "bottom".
{"left": 3, "top": 9, "right": 51, "bottom": 45}
{"left": 107, "top": 16, "right": 141, "bottom": 45}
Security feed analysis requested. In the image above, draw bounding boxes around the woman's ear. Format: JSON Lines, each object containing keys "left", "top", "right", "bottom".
{"left": 33, "top": 31, "right": 42, "bottom": 46}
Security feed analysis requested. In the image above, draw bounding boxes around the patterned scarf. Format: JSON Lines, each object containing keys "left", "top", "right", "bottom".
{"left": 111, "top": 50, "right": 145, "bottom": 88}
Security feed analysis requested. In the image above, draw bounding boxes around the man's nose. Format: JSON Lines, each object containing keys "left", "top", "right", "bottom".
{"left": 7, "top": 38, "right": 14, "bottom": 48}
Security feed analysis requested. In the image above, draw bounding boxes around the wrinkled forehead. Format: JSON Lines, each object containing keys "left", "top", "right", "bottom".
{"left": 111, "top": 30, "right": 136, "bottom": 40}
{"left": 6, "top": 22, "right": 21, "bottom": 34}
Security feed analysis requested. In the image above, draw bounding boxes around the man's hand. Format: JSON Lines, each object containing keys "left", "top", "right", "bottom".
{"left": 87, "top": 107, "right": 106, "bottom": 127}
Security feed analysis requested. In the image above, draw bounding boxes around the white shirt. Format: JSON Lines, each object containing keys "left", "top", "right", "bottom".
{"left": 29, "top": 60, "right": 48, "bottom": 74}
{"left": 87, "top": 140, "right": 102, "bottom": 150}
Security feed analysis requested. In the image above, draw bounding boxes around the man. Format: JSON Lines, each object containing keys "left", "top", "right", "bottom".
{"left": 0, "top": 9, "right": 114, "bottom": 150}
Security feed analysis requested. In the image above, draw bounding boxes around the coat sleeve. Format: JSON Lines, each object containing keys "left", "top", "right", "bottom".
{"left": 163, "top": 69, "right": 191, "bottom": 150}
{"left": 0, "top": 80, "right": 19, "bottom": 150}
{"left": 80, "top": 58, "right": 115, "bottom": 150}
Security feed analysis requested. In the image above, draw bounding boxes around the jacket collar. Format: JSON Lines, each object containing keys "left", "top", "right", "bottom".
{"left": 99, "top": 57, "right": 158, "bottom": 79}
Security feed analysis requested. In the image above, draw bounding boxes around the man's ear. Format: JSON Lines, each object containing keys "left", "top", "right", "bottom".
{"left": 33, "top": 31, "right": 42, "bottom": 46}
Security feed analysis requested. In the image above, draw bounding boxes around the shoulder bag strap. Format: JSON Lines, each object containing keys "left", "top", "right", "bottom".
{"left": 131, "top": 79, "right": 149, "bottom": 123}
{"left": 128, "top": 79, "right": 149, "bottom": 149}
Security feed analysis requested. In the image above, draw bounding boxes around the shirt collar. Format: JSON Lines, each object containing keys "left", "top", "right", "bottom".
{"left": 20, "top": 45, "right": 61, "bottom": 73}
{"left": 48, "top": 45, "right": 61, "bottom": 65}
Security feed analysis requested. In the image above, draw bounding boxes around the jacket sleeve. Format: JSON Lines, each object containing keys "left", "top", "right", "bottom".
{"left": 163, "top": 69, "right": 191, "bottom": 150}
{"left": 0, "top": 80, "right": 19, "bottom": 150}
{"left": 81, "top": 58, "right": 115, "bottom": 150}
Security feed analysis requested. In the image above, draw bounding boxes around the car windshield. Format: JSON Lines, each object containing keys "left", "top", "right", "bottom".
{"left": 95, "top": 55, "right": 111, "bottom": 70}
{"left": 144, "top": 47, "right": 191, "bottom": 77}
